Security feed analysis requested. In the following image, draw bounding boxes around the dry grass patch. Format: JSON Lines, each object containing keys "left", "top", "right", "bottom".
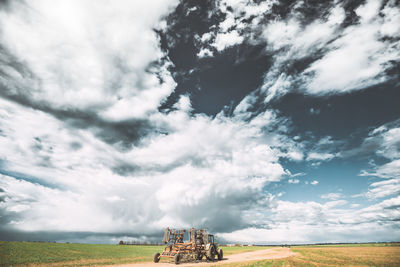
{"left": 292, "top": 246, "right": 400, "bottom": 266}
{"left": 219, "top": 245, "right": 400, "bottom": 267}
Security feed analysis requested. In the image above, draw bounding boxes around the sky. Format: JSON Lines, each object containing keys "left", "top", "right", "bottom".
{"left": 0, "top": 0, "right": 399, "bottom": 245}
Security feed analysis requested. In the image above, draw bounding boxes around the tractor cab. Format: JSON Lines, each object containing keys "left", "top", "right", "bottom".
{"left": 207, "top": 234, "right": 214, "bottom": 244}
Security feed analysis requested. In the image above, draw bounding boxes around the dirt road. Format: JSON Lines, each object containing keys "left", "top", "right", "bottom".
{"left": 113, "top": 248, "right": 298, "bottom": 267}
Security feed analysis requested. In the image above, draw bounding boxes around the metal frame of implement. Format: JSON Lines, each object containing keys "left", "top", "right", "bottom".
{"left": 154, "top": 227, "right": 223, "bottom": 264}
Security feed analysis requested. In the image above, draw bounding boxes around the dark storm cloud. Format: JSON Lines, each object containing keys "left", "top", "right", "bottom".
{"left": 0, "top": 210, "right": 21, "bottom": 228}
{"left": 0, "top": 44, "right": 154, "bottom": 149}
{"left": 0, "top": 228, "right": 164, "bottom": 243}
{"left": 111, "top": 163, "right": 141, "bottom": 176}
{"left": 0, "top": 169, "right": 61, "bottom": 190}
{"left": 0, "top": 227, "right": 237, "bottom": 244}
{"left": 0, "top": 84, "right": 155, "bottom": 149}
{"left": 0, "top": 181, "right": 32, "bottom": 229}
{"left": 0, "top": 44, "right": 170, "bottom": 150}
{"left": 0, "top": 45, "right": 35, "bottom": 84}
{"left": 0, "top": 4, "right": 173, "bottom": 149}
{"left": 0, "top": 0, "right": 18, "bottom": 11}
{"left": 0, "top": 188, "right": 6, "bottom": 203}
{"left": 111, "top": 153, "right": 210, "bottom": 176}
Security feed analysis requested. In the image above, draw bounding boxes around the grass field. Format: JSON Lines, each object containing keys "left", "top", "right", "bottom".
{"left": 0, "top": 242, "right": 268, "bottom": 266}
{"left": 0, "top": 242, "right": 160, "bottom": 266}
{"left": 1, "top": 241, "right": 399, "bottom": 266}
{"left": 226, "top": 244, "right": 400, "bottom": 267}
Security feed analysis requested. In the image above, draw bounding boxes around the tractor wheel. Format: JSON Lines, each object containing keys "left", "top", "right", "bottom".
{"left": 196, "top": 252, "right": 203, "bottom": 260}
{"left": 153, "top": 252, "right": 160, "bottom": 263}
{"left": 218, "top": 249, "right": 223, "bottom": 260}
{"left": 206, "top": 247, "right": 215, "bottom": 261}
{"left": 174, "top": 253, "right": 180, "bottom": 264}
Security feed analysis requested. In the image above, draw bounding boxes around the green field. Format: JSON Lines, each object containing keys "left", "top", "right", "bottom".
{"left": 0, "top": 242, "right": 268, "bottom": 266}
{"left": 0, "top": 242, "right": 161, "bottom": 266}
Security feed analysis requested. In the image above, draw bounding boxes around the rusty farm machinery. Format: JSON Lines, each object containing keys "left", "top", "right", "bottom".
{"left": 153, "top": 227, "right": 223, "bottom": 264}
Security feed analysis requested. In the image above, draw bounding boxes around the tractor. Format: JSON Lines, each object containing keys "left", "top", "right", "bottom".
{"left": 153, "top": 227, "right": 223, "bottom": 264}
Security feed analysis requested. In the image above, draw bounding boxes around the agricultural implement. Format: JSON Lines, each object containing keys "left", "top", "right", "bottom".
{"left": 153, "top": 227, "right": 223, "bottom": 264}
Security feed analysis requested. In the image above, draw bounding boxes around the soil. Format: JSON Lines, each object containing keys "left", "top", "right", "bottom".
{"left": 111, "top": 248, "right": 298, "bottom": 267}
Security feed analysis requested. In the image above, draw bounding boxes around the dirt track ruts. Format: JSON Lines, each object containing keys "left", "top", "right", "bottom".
{"left": 111, "top": 247, "right": 298, "bottom": 267}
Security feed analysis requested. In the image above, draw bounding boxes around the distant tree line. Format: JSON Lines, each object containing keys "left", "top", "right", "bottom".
{"left": 118, "top": 240, "right": 163, "bottom": 245}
